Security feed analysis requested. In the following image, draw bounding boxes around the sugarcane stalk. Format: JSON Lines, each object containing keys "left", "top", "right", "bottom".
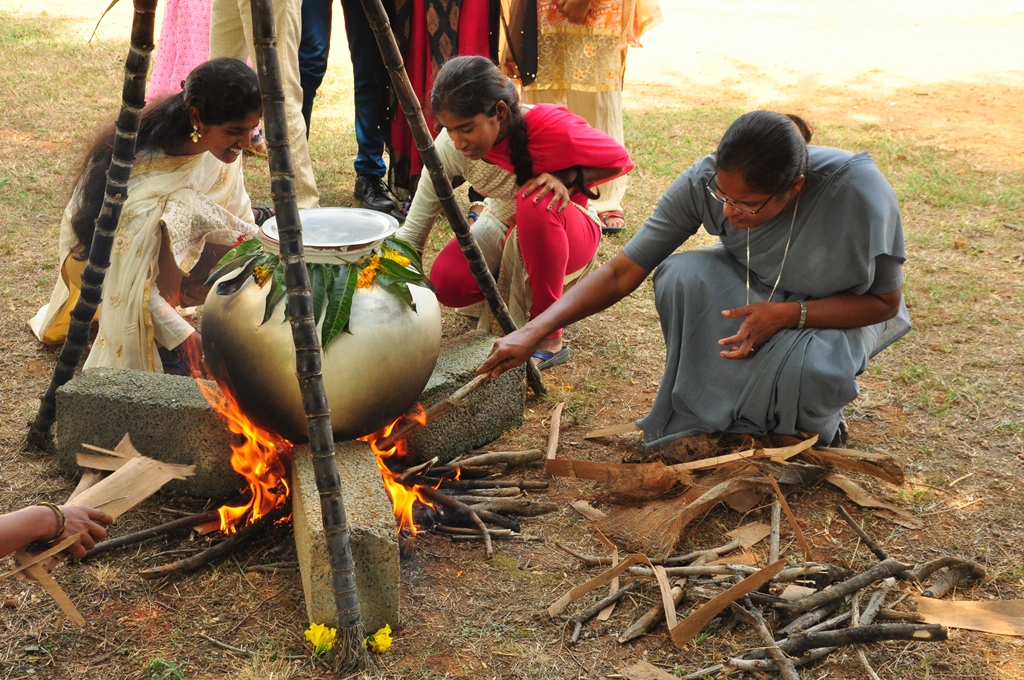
{"left": 358, "top": 0, "right": 545, "bottom": 397}
{"left": 248, "top": 1, "right": 372, "bottom": 673}
{"left": 25, "top": 0, "right": 158, "bottom": 451}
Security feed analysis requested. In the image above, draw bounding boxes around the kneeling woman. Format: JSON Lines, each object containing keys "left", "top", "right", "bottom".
{"left": 397, "top": 56, "right": 633, "bottom": 368}
{"left": 30, "top": 58, "right": 266, "bottom": 374}
{"left": 481, "top": 111, "right": 910, "bottom": 446}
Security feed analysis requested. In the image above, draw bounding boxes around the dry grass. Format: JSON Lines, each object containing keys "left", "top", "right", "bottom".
{"left": 2, "top": 2, "right": 1024, "bottom": 679}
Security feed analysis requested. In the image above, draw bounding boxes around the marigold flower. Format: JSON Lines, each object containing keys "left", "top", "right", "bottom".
{"left": 382, "top": 248, "right": 411, "bottom": 269}
{"left": 357, "top": 255, "right": 381, "bottom": 289}
{"left": 253, "top": 265, "right": 273, "bottom": 287}
{"left": 304, "top": 622, "right": 337, "bottom": 656}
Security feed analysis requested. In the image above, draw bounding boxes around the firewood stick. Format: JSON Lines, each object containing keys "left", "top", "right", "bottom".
{"left": 436, "top": 526, "right": 514, "bottom": 536}
{"left": 777, "top": 600, "right": 845, "bottom": 636}
{"left": 921, "top": 565, "right": 973, "bottom": 598}
{"left": 472, "top": 509, "right": 522, "bottom": 533}
{"left": 449, "top": 533, "right": 536, "bottom": 542}
{"left": 446, "top": 449, "right": 545, "bottom": 469}
{"left": 397, "top": 457, "right": 438, "bottom": 483}
{"left": 416, "top": 485, "right": 493, "bottom": 558}
{"left": 664, "top": 538, "right": 741, "bottom": 566}
{"left": 446, "top": 487, "right": 523, "bottom": 498}
{"left": 546, "top": 402, "right": 564, "bottom": 460}
{"left": 731, "top": 599, "right": 801, "bottom": 680}
{"left": 377, "top": 374, "right": 490, "bottom": 450}
{"left": 775, "top": 559, "right": 911, "bottom": 615}
{"left": 84, "top": 509, "right": 221, "bottom": 560}
{"left": 629, "top": 564, "right": 827, "bottom": 580}
{"left": 568, "top": 580, "right": 638, "bottom": 643}
{"left": 769, "top": 499, "right": 782, "bottom": 563}
{"left": 876, "top": 608, "right": 925, "bottom": 622}
{"left": 137, "top": 504, "right": 290, "bottom": 580}
{"left": 468, "top": 499, "right": 558, "bottom": 517}
{"left": 915, "top": 557, "right": 986, "bottom": 589}
{"left": 440, "top": 479, "right": 549, "bottom": 491}
{"left": 836, "top": 504, "right": 888, "bottom": 561}
{"left": 801, "top": 609, "right": 853, "bottom": 635}
{"left": 446, "top": 493, "right": 523, "bottom": 504}
{"left": 748, "top": 623, "right": 947, "bottom": 659}
{"left": 862, "top": 577, "right": 896, "bottom": 622}
{"left": 723, "top": 647, "right": 835, "bottom": 673}
{"left": 619, "top": 580, "right": 687, "bottom": 643}
{"left": 555, "top": 542, "right": 610, "bottom": 568}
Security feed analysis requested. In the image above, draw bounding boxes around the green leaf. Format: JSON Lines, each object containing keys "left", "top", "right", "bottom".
{"left": 381, "top": 280, "right": 415, "bottom": 311}
{"left": 309, "top": 263, "right": 330, "bottom": 325}
{"left": 213, "top": 236, "right": 263, "bottom": 269}
{"left": 204, "top": 250, "right": 259, "bottom": 287}
{"left": 214, "top": 256, "right": 261, "bottom": 295}
{"left": 261, "top": 265, "right": 287, "bottom": 325}
{"left": 383, "top": 236, "right": 425, "bottom": 274}
{"left": 321, "top": 265, "right": 359, "bottom": 348}
{"left": 376, "top": 256, "right": 425, "bottom": 284}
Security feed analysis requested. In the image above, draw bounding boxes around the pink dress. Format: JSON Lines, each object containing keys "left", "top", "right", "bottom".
{"left": 149, "top": 0, "right": 212, "bottom": 100}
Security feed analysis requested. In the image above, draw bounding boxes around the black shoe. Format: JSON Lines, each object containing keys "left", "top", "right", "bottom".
{"left": 355, "top": 175, "right": 398, "bottom": 215}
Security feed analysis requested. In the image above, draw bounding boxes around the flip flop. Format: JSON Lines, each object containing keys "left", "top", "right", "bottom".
{"left": 599, "top": 210, "right": 625, "bottom": 236}
{"left": 532, "top": 346, "right": 570, "bottom": 370}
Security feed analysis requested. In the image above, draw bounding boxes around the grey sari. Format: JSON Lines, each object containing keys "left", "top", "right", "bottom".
{"left": 623, "top": 147, "right": 910, "bottom": 446}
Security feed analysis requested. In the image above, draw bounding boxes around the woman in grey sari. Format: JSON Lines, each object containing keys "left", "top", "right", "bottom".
{"left": 478, "top": 110, "right": 909, "bottom": 447}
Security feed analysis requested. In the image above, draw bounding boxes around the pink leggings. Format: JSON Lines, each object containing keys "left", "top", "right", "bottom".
{"left": 429, "top": 194, "right": 601, "bottom": 338}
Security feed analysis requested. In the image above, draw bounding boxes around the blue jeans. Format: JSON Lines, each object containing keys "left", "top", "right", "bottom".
{"left": 299, "top": 0, "right": 389, "bottom": 178}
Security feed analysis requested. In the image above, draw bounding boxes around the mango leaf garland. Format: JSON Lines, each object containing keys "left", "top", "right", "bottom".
{"left": 208, "top": 235, "right": 427, "bottom": 349}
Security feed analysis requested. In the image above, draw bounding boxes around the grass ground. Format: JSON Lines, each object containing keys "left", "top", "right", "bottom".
{"left": 1, "top": 2, "right": 1024, "bottom": 679}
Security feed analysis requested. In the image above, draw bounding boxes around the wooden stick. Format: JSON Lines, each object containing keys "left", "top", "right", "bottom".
{"left": 440, "top": 479, "right": 549, "bottom": 491}
{"left": 84, "top": 509, "right": 221, "bottom": 560}
{"left": 619, "top": 580, "right": 686, "bottom": 643}
{"left": 769, "top": 499, "right": 782, "bottom": 563}
{"left": 448, "top": 449, "right": 544, "bottom": 469}
{"left": 546, "top": 402, "right": 564, "bottom": 461}
{"left": 768, "top": 473, "right": 811, "bottom": 562}
{"left": 732, "top": 600, "right": 801, "bottom": 680}
{"left": 416, "top": 486, "right": 493, "bottom": 558}
{"left": 137, "top": 504, "right": 290, "bottom": 580}
{"left": 435, "top": 526, "right": 514, "bottom": 537}
{"left": 377, "top": 374, "right": 491, "bottom": 450}
{"left": 397, "top": 457, "right": 438, "bottom": 483}
{"left": 664, "top": 538, "right": 742, "bottom": 565}
{"left": 775, "top": 559, "right": 912, "bottom": 615}
{"left": 568, "top": 580, "right": 638, "bottom": 643}
{"left": 777, "top": 600, "right": 845, "bottom": 636}
{"left": 836, "top": 505, "right": 888, "bottom": 560}
{"left": 912, "top": 556, "right": 986, "bottom": 584}
{"left": 555, "top": 542, "right": 610, "bottom": 568}
{"left": 468, "top": 499, "right": 558, "bottom": 517}
{"left": 746, "top": 624, "right": 947, "bottom": 659}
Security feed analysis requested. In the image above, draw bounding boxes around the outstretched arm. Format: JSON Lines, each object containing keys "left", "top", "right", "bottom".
{"left": 478, "top": 252, "right": 651, "bottom": 376}
{"left": 0, "top": 505, "right": 114, "bottom": 559}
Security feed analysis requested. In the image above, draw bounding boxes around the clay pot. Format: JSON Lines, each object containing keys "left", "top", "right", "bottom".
{"left": 201, "top": 208, "right": 442, "bottom": 442}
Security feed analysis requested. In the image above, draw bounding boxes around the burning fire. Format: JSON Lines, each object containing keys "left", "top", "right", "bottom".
{"left": 360, "top": 406, "right": 435, "bottom": 535}
{"left": 192, "top": 372, "right": 293, "bottom": 534}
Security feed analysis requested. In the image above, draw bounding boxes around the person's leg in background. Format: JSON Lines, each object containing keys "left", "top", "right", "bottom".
{"left": 298, "top": 0, "right": 333, "bottom": 136}
{"left": 341, "top": 0, "right": 398, "bottom": 215}
{"left": 212, "top": 0, "right": 320, "bottom": 208}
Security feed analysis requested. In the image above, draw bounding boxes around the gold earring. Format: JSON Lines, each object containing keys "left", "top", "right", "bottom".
{"left": 190, "top": 125, "right": 202, "bottom": 143}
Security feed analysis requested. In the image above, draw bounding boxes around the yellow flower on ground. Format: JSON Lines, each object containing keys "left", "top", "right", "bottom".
{"left": 304, "top": 622, "right": 337, "bottom": 655}
{"left": 363, "top": 624, "right": 392, "bottom": 653}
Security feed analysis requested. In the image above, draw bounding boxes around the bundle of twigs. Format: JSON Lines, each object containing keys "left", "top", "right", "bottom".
{"left": 555, "top": 506, "right": 983, "bottom": 678}
{"left": 389, "top": 448, "right": 555, "bottom": 559}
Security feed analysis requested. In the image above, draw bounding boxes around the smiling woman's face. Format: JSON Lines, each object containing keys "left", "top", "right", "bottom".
{"left": 435, "top": 103, "right": 506, "bottom": 161}
{"left": 196, "top": 110, "right": 262, "bottom": 164}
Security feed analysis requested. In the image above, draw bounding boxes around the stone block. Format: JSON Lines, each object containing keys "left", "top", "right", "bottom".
{"left": 291, "top": 442, "right": 399, "bottom": 633}
{"left": 406, "top": 331, "right": 525, "bottom": 464}
{"left": 55, "top": 368, "right": 241, "bottom": 499}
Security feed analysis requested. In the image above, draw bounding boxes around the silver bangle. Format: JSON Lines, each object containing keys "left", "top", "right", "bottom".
{"left": 797, "top": 300, "right": 808, "bottom": 329}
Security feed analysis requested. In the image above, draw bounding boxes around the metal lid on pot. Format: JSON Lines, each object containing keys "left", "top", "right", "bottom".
{"left": 259, "top": 207, "right": 399, "bottom": 264}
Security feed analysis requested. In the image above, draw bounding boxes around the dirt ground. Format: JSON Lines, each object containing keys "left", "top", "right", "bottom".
{"left": 1, "top": 1, "right": 1023, "bottom": 679}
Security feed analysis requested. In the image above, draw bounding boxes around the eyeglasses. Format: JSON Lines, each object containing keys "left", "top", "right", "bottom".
{"left": 705, "top": 172, "right": 776, "bottom": 215}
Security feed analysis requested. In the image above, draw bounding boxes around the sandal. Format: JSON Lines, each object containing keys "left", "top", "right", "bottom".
{"left": 252, "top": 205, "right": 275, "bottom": 227}
{"left": 599, "top": 210, "right": 625, "bottom": 235}
{"left": 531, "top": 346, "right": 570, "bottom": 370}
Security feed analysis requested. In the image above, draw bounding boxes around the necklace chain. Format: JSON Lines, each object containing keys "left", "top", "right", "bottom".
{"left": 746, "top": 195, "right": 800, "bottom": 305}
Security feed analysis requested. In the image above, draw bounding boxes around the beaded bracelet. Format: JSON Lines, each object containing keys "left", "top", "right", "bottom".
{"left": 36, "top": 502, "right": 66, "bottom": 548}
{"left": 796, "top": 300, "right": 808, "bottom": 330}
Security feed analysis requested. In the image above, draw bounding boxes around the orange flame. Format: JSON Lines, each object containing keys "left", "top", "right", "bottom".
{"left": 186, "top": 348, "right": 293, "bottom": 534}
{"left": 360, "top": 406, "right": 434, "bottom": 535}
